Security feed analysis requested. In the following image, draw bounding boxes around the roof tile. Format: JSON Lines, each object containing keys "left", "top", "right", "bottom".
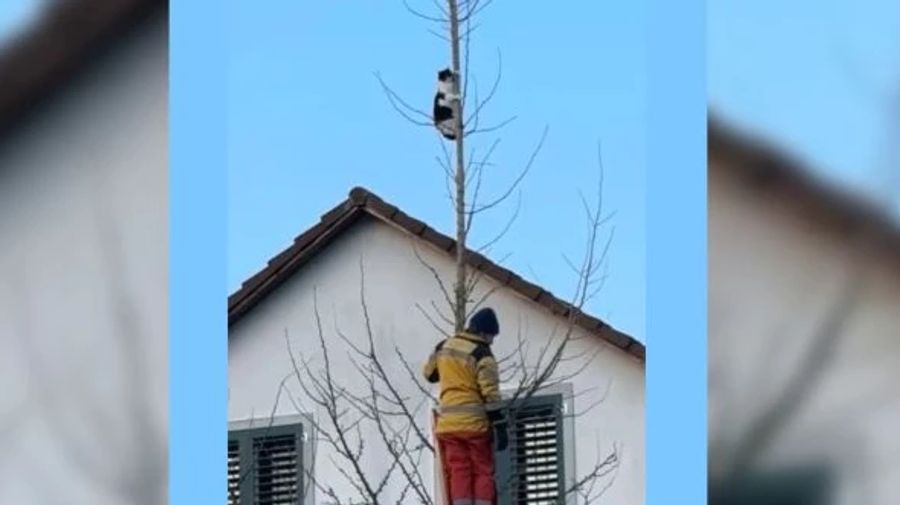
{"left": 507, "top": 274, "right": 543, "bottom": 300}
{"left": 390, "top": 209, "right": 428, "bottom": 235}
{"left": 421, "top": 226, "right": 455, "bottom": 251}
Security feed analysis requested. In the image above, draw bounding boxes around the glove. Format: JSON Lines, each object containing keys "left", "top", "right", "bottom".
{"left": 487, "top": 406, "right": 508, "bottom": 451}
{"left": 493, "top": 420, "right": 509, "bottom": 452}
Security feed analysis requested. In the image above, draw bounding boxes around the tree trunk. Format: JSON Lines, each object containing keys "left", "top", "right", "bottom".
{"left": 448, "top": 0, "right": 467, "bottom": 333}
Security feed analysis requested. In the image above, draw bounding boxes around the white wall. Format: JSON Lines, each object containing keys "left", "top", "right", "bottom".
{"left": 0, "top": 11, "right": 167, "bottom": 505}
{"left": 708, "top": 162, "right": 900, "bottom": 504}
{"left": 229, "top": 215, "right": 645, "bottom": 504}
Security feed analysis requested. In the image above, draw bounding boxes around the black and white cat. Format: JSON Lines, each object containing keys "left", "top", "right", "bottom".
{"left": 433, "top": 68, "right": 460, "bottom": 140}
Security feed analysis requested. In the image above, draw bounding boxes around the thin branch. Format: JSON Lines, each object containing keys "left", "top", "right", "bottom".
{"left": 410, "top": 238, "right": 456, "bottom": 312}
{"left": 426, "top": 27, "right": 450, "bottom": 42}
{"left": 462, "top": 13, "right": 475, "bottom": 106}
{"left": 395, "top": 345, "right": 440, "bottom": 404}
{"left": 403, "top": 0, "right": 448, "bottom": 23}
{"left": 469, "top": 125, "right": 549, "bottom": 215}
{"left": 465, "top": 115, "right": 518, "bottom": 137}
{"left": 464, "top": 251, "right": 511, "bottom": 301}
{"left": 374, "top": 72, "right": 434, "bottom": 127}
{"left": 465, "top": 138, "right": 502, "bottom": 233}
{"left": 459, "top": 0, "right": 495, "bottom": 22}
{"left": 464, "top": 48, "right": 503, "bottom": 130}
{"left": 476, "top": 189, "right": 522, "bottom": 252}
{"left": 357, "top": 258, "right": 436, "bottom": 453}
{"left": 415, "top": 302, "right": 452, "bottom": 337}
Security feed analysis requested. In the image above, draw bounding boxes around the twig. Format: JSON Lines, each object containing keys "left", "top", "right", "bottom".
{"left": 469, "top": 125, "right": 549, "bottom": 215}
{"left": 374, "top": 72, "right": 435, "bottom": 127}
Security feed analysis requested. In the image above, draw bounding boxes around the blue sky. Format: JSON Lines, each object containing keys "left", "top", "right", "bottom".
{"left": 3, "top": 2, "right": 892, "bottom": 342}
{"left": 226, "top": 2, "right": 648, "bottom": 340}
{"left": 709, "top": 0, "right": 900, "bottom": 198}
{"left": 0, "top": 0, "right": 40, "bottom": 44}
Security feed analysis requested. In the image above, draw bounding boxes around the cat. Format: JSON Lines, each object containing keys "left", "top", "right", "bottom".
{"left": 433, "top": 68, "right": 460, "bottom": 140}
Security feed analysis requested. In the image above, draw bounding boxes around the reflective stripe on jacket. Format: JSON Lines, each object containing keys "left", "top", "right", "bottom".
{"left": 423, "top": 332, "right": 501, "bottom": 434}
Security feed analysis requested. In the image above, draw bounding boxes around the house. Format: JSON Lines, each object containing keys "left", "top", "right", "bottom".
{"left": 228, "top": 188, "right": 646, "bottom": 505}
{"left": 708, "top": 117, "right": 900, "bottom": 505}
{"left": 0, "top": 1, "right": 167, "bottom": 504}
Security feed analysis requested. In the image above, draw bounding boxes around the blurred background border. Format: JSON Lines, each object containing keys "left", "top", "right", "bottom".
{"left": 0, "top": 1, "right": 168, "bottom": 504}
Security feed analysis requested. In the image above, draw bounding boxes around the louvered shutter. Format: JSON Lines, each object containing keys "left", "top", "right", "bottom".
{"left": 495, "top": 394, "right": 565, "bottom": 505}
{"left": 228, "top": 439, "right": 242, "bottom": 504}
{"left": 228, "top": 423, "right": 305, "bottom": 505}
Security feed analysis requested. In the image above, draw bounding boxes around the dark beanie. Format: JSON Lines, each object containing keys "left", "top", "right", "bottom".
{"left": 467, "top": 307, "right": 499, "bottom": 337}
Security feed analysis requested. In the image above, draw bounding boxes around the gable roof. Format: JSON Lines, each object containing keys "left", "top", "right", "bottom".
{"left": 0, "top": 0, "right": 164, "bottom": 138}
{"left": 228, "top": 187, "right": 645, "bottom": 361}
{"left": 709, "top": 114, "right": 900, "bottom": 256}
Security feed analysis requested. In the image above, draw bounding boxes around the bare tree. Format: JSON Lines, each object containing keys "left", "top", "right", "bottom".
{"left": 377, "top": 0, "right": 543, "bottom": 332}
{"left": 243, "top": 2, "right": 629, "bottom": 504}
{"left": 277, "top": 222, "right": 620, "bottom": 505}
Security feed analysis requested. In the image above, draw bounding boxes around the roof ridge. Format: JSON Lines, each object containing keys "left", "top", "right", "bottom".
{"left": 348, "top": 186, "right": 374, "bottom": 205}
{"left": 709, "top": 114, "right": 900, "bottom": 252}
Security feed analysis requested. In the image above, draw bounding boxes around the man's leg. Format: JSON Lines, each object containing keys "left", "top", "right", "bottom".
{"left": 468, "top": 432, "right": 496, "bottom": 505}
{"left": 438, "top": 433, "right": 475, "bottom": 505}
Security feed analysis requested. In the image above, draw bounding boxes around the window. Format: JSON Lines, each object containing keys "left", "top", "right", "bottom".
{"left": 494, "top": 393, "right": 570, "bottom": 505}
{"left": 228, "top": 415, "right": 311, "bottom": 505}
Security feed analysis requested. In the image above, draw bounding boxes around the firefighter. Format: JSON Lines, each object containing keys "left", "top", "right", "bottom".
{"left": 423, "top": 307, "right": 505, "bottom": 505}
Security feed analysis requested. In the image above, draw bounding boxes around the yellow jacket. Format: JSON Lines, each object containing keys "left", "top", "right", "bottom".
{"left": 423, "top": 332, "right": 501, "bottom": 434}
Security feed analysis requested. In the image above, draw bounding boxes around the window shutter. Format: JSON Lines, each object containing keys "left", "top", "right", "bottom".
{"left": 229, "top": 422, "right": 305, "bottom": 505}
{"left": 228, "top": 440, "right": 242, "bottom": 504}
{"left": 253, "top": 430, "right": 303, "bottom": 505}
{"left": 495, "top": 394, "right": 565, "bottom": 505}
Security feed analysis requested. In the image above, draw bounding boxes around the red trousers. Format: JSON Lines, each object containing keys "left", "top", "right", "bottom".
{"left": 437, "top": 432, "right": 495, "bottom": 505}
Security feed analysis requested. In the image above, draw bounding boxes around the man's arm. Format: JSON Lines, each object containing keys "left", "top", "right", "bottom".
{"left": 477, "top": 351, "right": 509, "bottom": 450}
{"left": 422, "top": 341, "right": 444, "bottom": 383}
{"left": 476, "top": 352, "right": 501, "bottom": 404}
